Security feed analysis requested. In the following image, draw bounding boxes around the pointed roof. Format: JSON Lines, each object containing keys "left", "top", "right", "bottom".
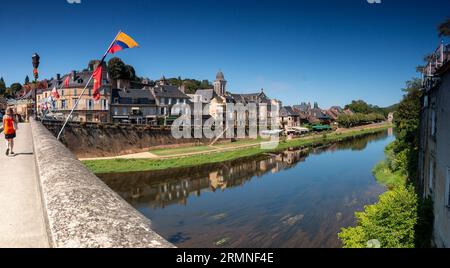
{"left": 216, "top": 70, "right": 225, "bottom": 81}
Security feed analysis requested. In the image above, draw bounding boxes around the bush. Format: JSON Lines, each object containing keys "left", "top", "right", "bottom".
{"left": 339, "top": 185, "right": 418, "bottom": 248}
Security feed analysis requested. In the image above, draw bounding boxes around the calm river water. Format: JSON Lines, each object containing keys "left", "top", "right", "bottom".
{"left": 98, "top": 129, "right": 394, "bottom": 248}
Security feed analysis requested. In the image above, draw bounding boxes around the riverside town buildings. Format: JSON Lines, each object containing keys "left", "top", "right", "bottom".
{"left": 35, "top": 61, "right": 349, "bottom": 130}
{"left": 418, "top": 42, "right": 450, "bottom": 247}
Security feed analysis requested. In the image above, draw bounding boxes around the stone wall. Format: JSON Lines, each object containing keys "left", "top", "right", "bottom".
{"left": 30, "top": 119, "right": 174, "bottom": 248}
{"left": 42, "top": 120, "right": 216, "bottom": 158}
{"left": 419, "top": 65, "right": 450, "bottom": 248}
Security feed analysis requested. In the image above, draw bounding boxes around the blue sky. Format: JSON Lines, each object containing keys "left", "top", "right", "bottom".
{"left": 0, "top": 0, "right": 449, "bottom": 108}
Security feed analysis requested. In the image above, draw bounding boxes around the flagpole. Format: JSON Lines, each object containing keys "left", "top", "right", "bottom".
{"left": 56, "top": 31, "right": 122, "bottom": 141}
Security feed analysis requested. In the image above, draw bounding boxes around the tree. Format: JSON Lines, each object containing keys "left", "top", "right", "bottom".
{"left": 339, "top": 185, "right": 418, "bottom": 248}
{"left": 124, "top": 65, "right": 137, "bottom": 81}
{"left": 0, "top": 77, "right": 6, "bottom": 95}
{"left": 345, "top": 100, "right": 371, "bottom": 114}
{"left": 199, "top": 80, "right": 212, "bottom": 89}
{"left": 392, "top": 78, "right": 422, "bottom": 187}
{"left": 107, "top": 57, "right": 127, "bottom": 80}
{"left": 438, "top": 18, "right": 450, "bottom": 37}
{"left": 10, "top": 83, "right": 23, "bottom": 94}
{"left": 24, "top": 75, "right": 30, "bottom": 85}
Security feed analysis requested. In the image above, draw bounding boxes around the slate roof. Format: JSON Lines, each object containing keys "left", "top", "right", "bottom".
{"left": 44, "top": 70, "right": 110, "bottom": 90}
{"left": 229, "top": 92, "right": 268, "bottom": 104}
{"left": 153, "top": 85, "right": 190, "bottom": 99}
{"left": 280, "top": 106, "right": 298, "bottom": 117}
{"left": 293, "top": 102, "right": 310, "bottom": 112}
{"left": 118, "top": 89, "right": 155, "bottom": 100}
{"left": 195, "top": 89, "right": 216, "bottom": 102}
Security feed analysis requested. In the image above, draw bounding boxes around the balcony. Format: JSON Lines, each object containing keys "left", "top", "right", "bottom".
{"left": 423, "top": 42, "right": 450, "bottom": 77}
{"left": 422, "top": 42, "right": 450, "bottom": 91}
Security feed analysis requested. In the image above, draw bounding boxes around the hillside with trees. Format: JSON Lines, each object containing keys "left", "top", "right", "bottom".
{"left": 336, "top": 100, "right": 395, "bottom": 128}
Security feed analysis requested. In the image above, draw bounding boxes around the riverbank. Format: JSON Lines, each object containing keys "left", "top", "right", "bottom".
{"left": 83, "top": 123, "right": 392, "bottom": 174}
{"left": 339, "top": 141, "right": 422, "bottom": 248}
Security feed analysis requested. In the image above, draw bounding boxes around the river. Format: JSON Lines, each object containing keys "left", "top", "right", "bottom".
{"left": 98, "top": 129, "right": 394, "bottom": 248}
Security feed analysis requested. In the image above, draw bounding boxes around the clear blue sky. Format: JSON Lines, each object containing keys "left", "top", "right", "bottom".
{"left": 0, "top": 0, "right": 449, "bottom": 108}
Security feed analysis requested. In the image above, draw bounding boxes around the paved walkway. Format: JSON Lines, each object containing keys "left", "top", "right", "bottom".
{"left": 0, "top": 123, "right": 50, "bottom": 248}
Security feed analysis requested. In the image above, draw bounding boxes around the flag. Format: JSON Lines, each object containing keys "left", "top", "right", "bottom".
{"left": 51, "top": 86, "right": 60, "bottom": 99}
{"left": 92, "top": 65, "right": 102, "bottom": 101}
{"left": 64, "top": 75, "right": 71, "bottom": 88}
{"left": 108, "top": 32, "right": 139, "bottom": 54}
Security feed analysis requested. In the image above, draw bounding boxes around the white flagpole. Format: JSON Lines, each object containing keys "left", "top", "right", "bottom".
{"left": 57, "top": 31, "right": 122, "bottom": 141}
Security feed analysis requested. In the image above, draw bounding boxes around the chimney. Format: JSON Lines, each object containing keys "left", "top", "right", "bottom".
{"left": 179, "top": 84, "right": 186, "bottom": 93}
{"left": 72, "top": 71, "right": 77, "bottom": 81}
{"left": 56, "top": 74, "right": 61, "bottom": 81}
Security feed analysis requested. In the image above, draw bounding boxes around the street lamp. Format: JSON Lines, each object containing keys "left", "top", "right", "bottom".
{"left": 32, "top": 53, "right": 40, "bottom": 119}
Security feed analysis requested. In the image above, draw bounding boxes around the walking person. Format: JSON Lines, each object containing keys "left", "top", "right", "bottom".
{"left": 2, "top": 108, "right": 18, "bottom": 156}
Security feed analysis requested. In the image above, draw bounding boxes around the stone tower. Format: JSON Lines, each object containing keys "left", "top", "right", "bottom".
{"left": 214, "top": 70, "right": 227, "bottom": 96}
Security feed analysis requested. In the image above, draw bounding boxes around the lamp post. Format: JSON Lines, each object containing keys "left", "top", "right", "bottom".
{"left": 32, "top": 53, "right": 40, "bottom": 119}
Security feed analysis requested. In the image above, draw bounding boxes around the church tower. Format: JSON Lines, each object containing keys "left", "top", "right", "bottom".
{"left": 214, "top": 70, "right": 227, "bottom": 96}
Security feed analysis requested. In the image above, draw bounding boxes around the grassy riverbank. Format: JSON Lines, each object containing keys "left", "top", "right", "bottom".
{"left": 339, "top": 141, "right": 416, "bottom": 248}
{"left": 83, "top": 123, "right": 392, "bottom": 174}
{"left": 372, "top": 160, "right": 406, "bottom": 188}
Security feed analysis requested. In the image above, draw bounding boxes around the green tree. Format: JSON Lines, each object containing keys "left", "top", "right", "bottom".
{"left": 124, "top": 65, "right": 137, "bottom": 81}
{"left": 199, "top": 79, "right": 212, "bottom": 89}
{"left": 438, "top": 18, "right": 450, "bottom": 37}
{"left": 10, "top": 83, "right": 23, "bottom": 94}
{"left": 392, "top": 78, "right": 422, "bottom": 187}
{"left": 107, "top": 57, "right": 127, "bottom": 80}
{"left": 0, "top": 77, "right": 6, "bottom": 95}
{"left": 339, "top": 186, "right": 418, "bottom": 248}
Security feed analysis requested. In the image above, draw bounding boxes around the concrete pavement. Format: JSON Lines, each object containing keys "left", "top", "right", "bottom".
{"left": 0, "top": 123, "right": 50, "bottom": 248}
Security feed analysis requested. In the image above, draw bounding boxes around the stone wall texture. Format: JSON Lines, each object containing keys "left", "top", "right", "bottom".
{"left": 42, "top": 120, "right": 216, "bottom": 158}
{"left": 30, "top": 119, "right": 174, "bottom": 248}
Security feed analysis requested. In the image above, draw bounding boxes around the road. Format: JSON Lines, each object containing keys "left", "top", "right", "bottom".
{"left": 0, "top": 123, "right": 50, "bottom": 248}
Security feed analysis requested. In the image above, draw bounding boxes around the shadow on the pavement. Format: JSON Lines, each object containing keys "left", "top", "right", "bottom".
{"left": 11, "top": 152, "right": 34, "bottom": 156}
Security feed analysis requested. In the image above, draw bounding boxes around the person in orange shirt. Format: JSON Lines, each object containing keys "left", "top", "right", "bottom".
{"left": 2, "top": 108, "right": 18, "bottom": 156}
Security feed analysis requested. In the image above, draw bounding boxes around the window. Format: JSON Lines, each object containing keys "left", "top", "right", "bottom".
{"left": 168, "top": 98, "right": 172, "bottom": 105}
{"left": 429, "top": 158, "right": 435, "bottom": 193}
{"left": 72, "top": 98, "right": 78, "bottom": 109}
{"left": 61, "top": 90, "right": 64, "bottom": 96}
{"left": 114, "top": 97, "right": 118, "bottom": 104}
{"left": 122, "top": 107, "right": 127, "bottom": 115}
{"left": 161, "top": 98, "right": 165, "bottom": 105}
{"left": 61, "top": 100, "right": 66, "bottom": 109}
{"left": 114, "top": 107, "right": 118, "bottom": 116}
{"left": 101, "top": 99, "right": 108, "bottom": 110}
{"left": 424, "top": 95, "right": 428, "bottom": 108}
{"left": 86, "top": 99, "right": 93, "bottom": 110}
{"left": 431, "top": 109, "right": 436, "bottom": 137}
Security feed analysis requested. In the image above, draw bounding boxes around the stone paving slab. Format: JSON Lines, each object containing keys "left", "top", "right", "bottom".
{"left": 0, "top": 123, "right": 50, "bottom": 248}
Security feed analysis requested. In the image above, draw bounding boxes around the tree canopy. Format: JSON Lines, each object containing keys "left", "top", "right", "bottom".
{"left": 10, "top": 83, "right": 22, "bottom": 94}
{"left": 166, "top": 77, "right": 212, "bottom": 94}
{"left": 0, "top": 77, "right": 6, "bottom": 95}
{"left": 107, "top": 57, "right": 139, "bottom": 81}
{"left": 438, "top": 18, "right": 450, "bottom": 37}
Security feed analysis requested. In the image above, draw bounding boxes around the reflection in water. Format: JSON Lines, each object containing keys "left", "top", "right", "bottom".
{"left": 99, "top": 130, "right": 393, "bottom": 248}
